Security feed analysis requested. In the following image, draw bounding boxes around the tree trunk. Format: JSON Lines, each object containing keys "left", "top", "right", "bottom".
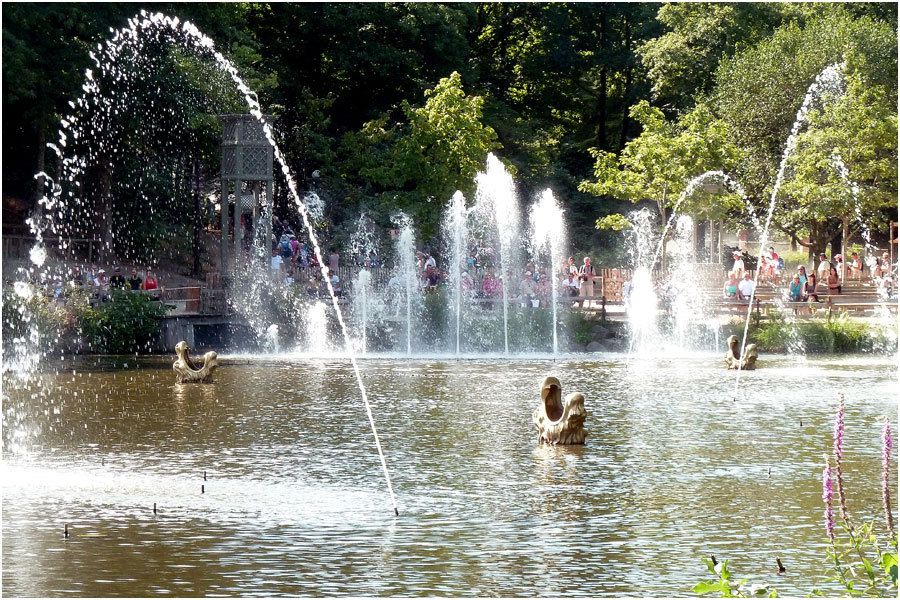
{"left": 658, "top": 188, "right": 667, "bottom": 273}
{"left": 95, "top": 160, "right": 114, "bottom": 262}
{"left": 830, "top": 231, "right": 842, "bottom": 260}
{"left": 34, "top": 126, "right": 46, "bottom": 205}
{"left": 618, "top": 21, "right": 633, "bottom": 152}
{"left": 596, "top": 66, "right": 608, "bottom": 149}
{"left": 595, "top": 10, "right": 609, "bottom": 149}
{"left": 840, "top": 216, "right": 850, "bottom": 280}
{"left": 192, "top": 155, "right": 202, "bottom": 278}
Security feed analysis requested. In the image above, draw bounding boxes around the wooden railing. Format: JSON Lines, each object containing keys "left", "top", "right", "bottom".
{"left": 2, "top": 235, "right": 102, "bottom": 263}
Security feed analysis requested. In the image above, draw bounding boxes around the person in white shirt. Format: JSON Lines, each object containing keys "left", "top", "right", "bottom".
{"left": 731, "top": 251, "right": 745, "bottom": 279}
{"left": 737, "top": 271, "right": 756, "bottom": 301}
{"left": 816, "top": 252, "right": 831, "bottom": 286}
{"left": 270, "top": 250, "right": 283, "bottom": 277}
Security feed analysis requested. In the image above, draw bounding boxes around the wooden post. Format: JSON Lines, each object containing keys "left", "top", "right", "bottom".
{"left": 841, "top": 216, "right": 849, "bottom": 281}
{"left": 220, "top": 177, "right": 229, "bottom": 277}
{"left": 233, "top": 180, "right": 243, "bottom": 273}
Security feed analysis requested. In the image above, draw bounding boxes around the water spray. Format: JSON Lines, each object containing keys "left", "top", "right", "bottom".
{"left": 26, "top": 11, "right": 400, "bottom": 516}
{"left": 733, "top": 63, "right": 846, "bottom": 399}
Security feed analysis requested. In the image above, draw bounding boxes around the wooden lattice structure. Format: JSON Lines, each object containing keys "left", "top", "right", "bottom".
{"left": 219, "top": 114, "right": 275, "bottom": 276}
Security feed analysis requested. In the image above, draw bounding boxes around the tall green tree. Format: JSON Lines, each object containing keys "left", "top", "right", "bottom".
{"left": 340, "top": 71, "right": 500, "bottom": 240}
{"left": 713, "top": 9, "right": 897, "bottom": 249}
{"left": 579, "top": 100, "right": 743, "bottom": 227}
{"left": 780, "top": 75, "right": 898, "bottom": 256}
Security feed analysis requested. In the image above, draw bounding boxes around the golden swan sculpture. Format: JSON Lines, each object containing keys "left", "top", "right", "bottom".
{"left": 532, "top": 376, "right": 586, "bottom": 445}
{"left": 173, "top": 340, "right": 219, "bottom": 383}
{"left": 725, "top": 334, "right": 758, "bottom": 370}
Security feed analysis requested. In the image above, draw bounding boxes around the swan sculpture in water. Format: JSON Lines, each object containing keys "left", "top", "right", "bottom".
{"left": 532, "top": 376, "right": 586, "bottom": 445}
{"left": 173, "top": 340, "right": 219, "bottom": 383}
{"left": 725, "top": 335, "right": 758, "bottom": 370}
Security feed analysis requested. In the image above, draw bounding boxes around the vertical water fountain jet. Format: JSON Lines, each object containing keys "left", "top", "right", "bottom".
{"left": 733, "top": 63, "right": 846, "bottom": 397}
{"left": 529, "top": 189, "right": 566, "bottom": 354}
{"left": 668, "top": 215, "right": 703, "bottom": 349}
{"left": 625, "top": 209, "right": 661, "bottom": 356}
{"left": 352, "top": 269, "right": 372, "bottom": 354}
{"left": 443, "top": 191, "right": 469, "bottom": 355}
{"left": 305, "top": 302, "right": 330, "bottom": 356}
{"left": 19, "top": 11, "right": 400, "bottom": 514}
{"left": 350, "top": 214, "right": 381, "bottom": 354}
{"left": 392, "top": 214, "right": 419, "bottom": 356}
{"left": 831, "top": 153, "right": 877, "bottom": 266}
{"left": 474, "top": 154, "right": 521, "bottom": 354}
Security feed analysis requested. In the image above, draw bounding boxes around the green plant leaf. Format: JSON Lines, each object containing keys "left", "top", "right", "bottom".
{"left": 881, "top": 552, "right": 898, "bottom": 585}
{"left": 861, "top": 557, "right": 876, "bottom": 582}
{"left": 693, "top": 581, "right": 724, "bottom": 596}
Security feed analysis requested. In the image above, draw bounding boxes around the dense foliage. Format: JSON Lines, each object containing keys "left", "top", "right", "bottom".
{"left": 80, "top": 290, "right": 168, "bottom": 353}
{"left": 2, "top": 287, "right": 167, "bottom": 355}
{"left": 2, "top": 3, "right": 896, "bottom": 267}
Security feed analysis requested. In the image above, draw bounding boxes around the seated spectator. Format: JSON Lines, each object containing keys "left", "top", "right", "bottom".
{"left": 816, "top": 252, "right": 831, "bottom": 284}
{"left": 70, "top": 266, "right": 86, "bottom": 288}
{"left": 723, "top": 272, "right": 739, "bottom": 299}
{"left": 519, "top": 271, "right": 535, "bottom": 306}
{"left": 459, "top": 269, "right": 475, "bottom": 297}
{"left": 534, "top": 273, "right": 551, "bottom": 305}
{"left": 766, "top": 246, "right": 781, "bottom": 281}
{"left": 737, "top": 272, "right": 756, "bottom": 302}
{"left": 827, "top": 266, "right": 841, "bottom": 295}
{"left": 788, "top": 275, "right": 803, "bottom": 302}
{"left": 803, "top": 274, "right": 820, "bottom": 302}
{"left": 424, "top": 265, "right": 439, "bottom": 289}
{"left": 561, "top": 272, "right": 579, "bottom": 297}
{"left": 833, "top": 254, "right": 844, "bottom": 280}
{"left": 482, "top": 268, "right": 501, "bottom": 298}
{"left": 110, "top": 267, "right": 127, "bottom": 290}
{"left": 95, "top": 269, "right": 110, "bottom": 302}
{"left": 128, "top": 268, "right": 143, "bottom": 291}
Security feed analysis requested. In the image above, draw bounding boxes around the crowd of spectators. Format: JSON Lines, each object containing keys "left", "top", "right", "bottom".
{"left": 58, "top": 264, "right": 161, "bottom": 305}
{"left": 723, "top": 247, "right": 896, "bottom": 303}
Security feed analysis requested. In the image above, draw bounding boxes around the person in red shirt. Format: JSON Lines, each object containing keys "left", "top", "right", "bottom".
{"left": 142, "top": 268, "right": 160, "bottom": 298}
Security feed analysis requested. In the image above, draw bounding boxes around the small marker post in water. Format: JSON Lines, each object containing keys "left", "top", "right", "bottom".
{"left": 153, "top": 503, "right": 157, "bottom": 514}
{"left": 201, "top": 484, "right": 205, "bottom": 494}
{"left": 203, "top": 470, "right": 207, "bottom": 481}
{"left": 64, "top": 524, "right": 69, "bottom": 538}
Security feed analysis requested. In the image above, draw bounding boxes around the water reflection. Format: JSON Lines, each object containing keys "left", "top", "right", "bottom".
{"left": 2, "top": 354, "right": 897, "bottom": 596}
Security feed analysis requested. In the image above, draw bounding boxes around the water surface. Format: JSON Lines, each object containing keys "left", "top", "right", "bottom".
{"left": 3, "top": 353, "right": 897, "bottom": 596}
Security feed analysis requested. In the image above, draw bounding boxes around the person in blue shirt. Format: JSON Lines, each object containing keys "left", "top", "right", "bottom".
{"left": 788, "top": 274, "right": 803, "bottom": 301}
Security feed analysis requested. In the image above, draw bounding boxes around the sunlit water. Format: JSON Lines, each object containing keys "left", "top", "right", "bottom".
{"left": 3, "top": 354, "right": 896, "bottom": 597}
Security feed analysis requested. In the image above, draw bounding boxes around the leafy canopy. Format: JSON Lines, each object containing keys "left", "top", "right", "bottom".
{"left": 579, "top": 100, "right": 744, "bottom": 223}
